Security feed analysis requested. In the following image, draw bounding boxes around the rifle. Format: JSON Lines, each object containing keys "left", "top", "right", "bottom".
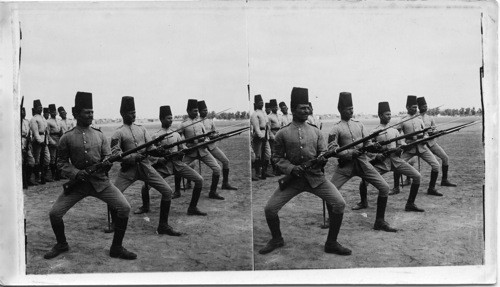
{"left": 163, "top": 127, "right": 249, "bottom": 160}
{"left": 62, "top": 114, "right": 223, "bottom": 194}
{"left": 381, "top": 121, "right": 480, "bottom": 157}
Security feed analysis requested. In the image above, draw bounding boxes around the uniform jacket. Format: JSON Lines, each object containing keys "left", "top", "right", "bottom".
{"left": 57, "top": 125, "right": 112, "bottom": 192}
{"left": 21, "top": 118, "right": 31, "bottom": 149}
{"left": 179, "top": 117, "right": 210, "bottom": 157}
{"left": 274, "top": 121, "right": 327, "bottom": 188}
{"left": 268, "top": 113, "right": 280, "bottom": 139}
{"left": 199, "top": 117, "right": 218, "bottom": 150}
{"left": 371, "top": 123, "right": 407, "bottom": 172}
{"left": 47, "top": 118, "right": 62, "bottom": 145}
{"left": 399, "top": 114, "right": 428, "bottom": 153}
{"left": 149, "top": 127, "right": 187, "bottom": 175}
{"left": 279, "top": 113, "right": 293, "bottom": 127}
{"left": 419, "top": 113, "right": 437, "bottom": 147}
{"left": 29, "top": 114, "right": 48, "bottom": 144}
{"left": 59, "top": 118, "right": 75, "bottom": 134}
{"left": 250, "top": 109, "right": 269, "bottom": 139}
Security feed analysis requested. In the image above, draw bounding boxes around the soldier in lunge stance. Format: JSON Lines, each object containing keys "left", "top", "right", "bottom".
{"left": 135, "top": 105, "right": 207, "bottom": 216}
{"left": 259, "top": 87, "right": 351, "bottom": 256}
{"left": 21, "top": 107, "right": 37, "bottom": 188}
{"left": 278, "top": 101, "right": 292, "bottom": 127}
{"left": 47, "top": 104, "right": 63, "bottom": 181}
{"left": 110, "top": 96, "right": 181, "bottom": 236}
{"left": 268, "top": 99, "right": 281, "bottom": 175}
{"left": 178, "top": 99, "right": 225, "bottom": 200}
{"left": 328, "top": 92, "right": 397, "bottom": 232}
{"left": 197, "top": 100, "right": 238, "bottom": 190}
{"left": 417, "top": 97, "right": 457, "bottom": 187}
{"left": 393, "top": 95, "right": 442, "bottom": 196}
{"left": 44, "top": 91, "right": 136, "bottom": 260}
{"left": 355, "top": 102, "right": 424, "bottom": 212}
{"left": 29, "top": 99, "right": 53, "bottom": 184}
{"left": 250, "top": 95, "right": 273, "bottom": 179}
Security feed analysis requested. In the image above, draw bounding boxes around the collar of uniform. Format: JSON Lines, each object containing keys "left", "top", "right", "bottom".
{"left": 75, "top": 125, "right": 92, "bottom": 133}
{"left": 291, "top": 121, "right": 308, "bottom": 128}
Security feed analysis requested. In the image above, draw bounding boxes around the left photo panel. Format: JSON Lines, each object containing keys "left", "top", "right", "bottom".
{"left": 16, "top": 2, "right": 252, "bottom": 274}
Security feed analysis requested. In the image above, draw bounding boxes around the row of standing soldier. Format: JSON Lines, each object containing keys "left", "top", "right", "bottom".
{"left": 258, "top": 87, "right": 458, "bottom": 256}
{"left": 37, "top": 92, "right": 239, "bottom": 261}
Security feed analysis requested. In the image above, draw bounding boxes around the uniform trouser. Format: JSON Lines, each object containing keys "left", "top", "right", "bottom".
{"left": 428, "top": 143, "right": 449, "bottom": 166}
{"left": 209, "top": 146, "right": 230, "bottom": 169}
{"left": 48, "top": 145, "right": 58, "bottom": 165}
{"left": 114, "top": 166, "right": 173, "bottom": 201}
{"left": 377, "top": 163, "right": 421, "bottom": 185}
{"left": 22, "top": 146, "right": 35, "bottom": 167}
{"left": 173, "top": 164, "right": 203, "bottom": 188}
{"left": 401, "top": 147, "right": 440, "bottom": 172}
{"left": 264, "top": 179, "right": 346, "bottom": 221}
{"left": 49, "top": 182, "right": 131, "bottom": 226}
{"left": 252, "top": 137, "right": 271, "bottom": 161}
{"left": 32, "top": 142, "right": 50, "bottom": 165}
{"left": 183, "top": 153, "right": 221, "bottom": 176}
{"left": 331, "top": 164, "right": 390, "bottom": 197}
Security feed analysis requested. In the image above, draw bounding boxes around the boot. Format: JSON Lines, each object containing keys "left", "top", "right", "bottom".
{"left": 427, "top": 171, "right": 443, "bottom": 196}
{"left": 258, "top": 217, "right": 284, "bottom": 254}
{"left": 26, "top": 166, "right": 38, "bottom": 186}
{"left": 44, "top": 221, "right": 69, "bottom": 259}
{"left": 405, "top": 183, "right": 425, "bottom": 212}
{"left": 325, "top": 213, "right": 351, "bottom": 255}
{"left": 50, "top": 164, "right": 59, "bottom": 181}
{"left": 173, "top": 175, "right": 182, "bottom": 199}
{"left": 208, "top": 174, "right": 224, "bottom": 200}
{"left": 134, "top": 185, "right": 150, "bottom": 214}
{"left": 441, "top": 165, "right": 457, "bottom": 187}
{"left": 261, "top": 161, "right": 275, "bottom": 179}
{"left": 393, "top": 171, "right": 401, "bottom": 190}
{"left": 352, "top": 180, "right": 368, "bottom": 210}
{"left": 221, "top": 168, "right": 238, "bottom": 190}
{"left": 156, "top": 200, "right": 181, "bottom": 236}
{"left": 110, "top": 217, "right": 137, "bottom": 260}
{"left": 42, "top": 165, "right": 54, "bottom": 183}
{"left": 22, "top": 165, "right": 28, "bottom": 189}
{"left": 252, "top": 162, "right": 260, "bottom": 181}
{"left": 34, "top": 165, "right": 41, "bottom": 183}
{"left": 373, "top": 196, "right": 398, "bottom": 232}
{"left": 187, "top": 187, "right": 207, "bottom": 216}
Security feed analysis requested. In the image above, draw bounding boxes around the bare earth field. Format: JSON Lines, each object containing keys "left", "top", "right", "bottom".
{"left": 25, "top": 120, "right": 253, "bottom": 274}
{"left": 252, "top": 116, "right": 484, "bottom": 270}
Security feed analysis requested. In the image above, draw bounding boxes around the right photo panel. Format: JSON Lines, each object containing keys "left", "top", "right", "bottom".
{"left": 248, "top": 2, "right": 485, "bottom": 270}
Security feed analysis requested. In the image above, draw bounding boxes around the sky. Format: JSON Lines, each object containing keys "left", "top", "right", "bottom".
{"left": 19, "top": 1, "right": 483, "bottom": 118}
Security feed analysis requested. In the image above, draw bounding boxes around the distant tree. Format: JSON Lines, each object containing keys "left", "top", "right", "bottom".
{"left": 459, "top": 107, "right": 465, "bottom": 116}
{"left": 465, "top": 107, "right": 471, "bottom": 116}
{"left": 471, "top": 107, "right": 476, "bottom": 115}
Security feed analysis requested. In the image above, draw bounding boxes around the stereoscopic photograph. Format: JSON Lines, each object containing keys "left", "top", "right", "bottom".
{"left": 0, "top": 0, "right": 496, "bottom": 285}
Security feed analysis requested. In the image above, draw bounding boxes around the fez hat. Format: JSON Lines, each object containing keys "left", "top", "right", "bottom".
{"left": 197, "top": 100, "right": 208, "bottom": 111}
{"left": 337, "top": 92, "right": 353, "bottom": 111}
{"left": 31, "top": 108, "right": 35, "bottom": 116}
{"left": 159, "top": 105, "right": 172, "bottom": 120}
{"left": 57, "top": 106, "right": 66, "bottom": 113}
{"left": 290, "top": 87, "right": 309, "bottom": 109}
{"left": 49, "top": 104, "right": 56, "bottom": 113}
{"left": 308, "top": 102, "right": 313, "bottom": 108}
{"left": 73, "top": 91, "right": 93, "bottom": 114}
{"left": 378, "top": 102, "right": 391, "bottom": 114}
{"left": 33, "top": 99, "right": 42, "bottom": 109}
{"left": 279, "top": 101, "right": 287, "bottom": 108}
{"left": 120, "top": 96, "right": 135, "bottom": 114}
{"left": 265, "top": 102, "right": 270, "bottom": 109}
{"left": 417, "top": 97, "right": 427, "bottom": 107}
{"left": 269, "top": 99, "right": 278, "bottom": 108}
{"left": 406, "top": 95, "right": 418, "bottom": 107}
{"left": 43, "top": 107, "right": 50, "bottom": 114}
{"left": 187, "top": 99, "right": 198, "bottom": 110}
{"left": 254, "top": 94, "right": 263, "bottom": 104}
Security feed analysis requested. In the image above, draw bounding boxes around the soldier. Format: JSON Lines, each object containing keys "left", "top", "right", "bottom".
{"left": 111, "top": 96, "right": 181, "bottom": 236}
{"left": 21, "top": 107, "right": 36, "bottom": 188}
{"left": 395, "top": 95, "right": 442, "bottom": 196}
{"left": 250, "top": 95, "right": 273, "bottom": 179}
{"left": 417, "top": 97, "right": 456, "bottom": 187}
{"left": 196, "top": 100, "right": 238, "bottom": 191}
{"left": 136, "top": 105, "right": 207, "bottom": 216}
{"left": 278, "top": 101, "right": 293, "bottom": 127}
{"left": 43, "top": 107, "right": 50, "bottom": 120}
{"left": 44, "top": 91, "right": 136, "bottom": 260}
{"left": 328, "top": 92, "right": 397, "bottom": 232}
{"left": 259, "top": 87, "right": 351, "bottom": 256}
{"left": 29, "top": 100, "right": 52, "bottom": 184}
{"left": 355, "top": 102, "right": 424, "bottom": 212}
{"left": 264, "top": 102, "right": 271, "bottom": 115}
{"left": 58, "top": 106, "right": 75, "bottom": 133}
{"left": 47, "top": 104, "right": 63, "bottom": 181}
{"left": 178, "top": 99, "right": 224, "bottom": 200}
{"left": 307, "top": 102, "right": 323, "bottom": 130}
{"left": 268, "top": 99, "right": 281, "bottom": 175}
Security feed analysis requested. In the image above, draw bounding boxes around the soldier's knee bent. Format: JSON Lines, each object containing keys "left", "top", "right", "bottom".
{"left": 49, "top": 209, "right": 63, "bottom": 224}
{"left": 411, "top": 174, "right": 421, "bottom": 185}
{"left": 193, "top": 176, "right": 203, "bottom": 188}
{"left": 160, "top": 190, "right": 173, "bottom": 201}
{"left": 212, "top": 166, "right": 221, "bottom": 176}
{"left": 441, "top": 155, "right": 449, "bottom": 166}
{"left": 378, "top": 183, "right": 390, "bottom": 197}
{"left": 329, "top": 199, "right": 346, "bottom": 213}
{"left": 431, "top": 162, "right": 440, "bottom": 172}
{"left": 116, "top": 202, "right": 131, "bottom": 218}
{"left": 264, "top": 205, "right": 278, "bottom": 220}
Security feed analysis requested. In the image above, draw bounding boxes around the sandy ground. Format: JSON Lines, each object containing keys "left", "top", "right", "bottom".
{"left": 25, "top": 120, "right": 253, "bottom": 274}
{"left": 252, "top": 116, "right": 484, "bottom": 270}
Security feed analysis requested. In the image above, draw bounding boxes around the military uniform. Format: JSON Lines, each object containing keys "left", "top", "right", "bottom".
{"left": 29, "top": 100, "right": 52, "bottom": 184}
{"left": 279, "top": 113, "right": 293, "bottom": 127}
{"left": 59, "top": 118, "right": 75, "bottom": 133}
{"left": 45, "top": 91, "right": 136, "bottom": 260}
{"left": 260, "top": 87, "right": 350, "bottom": 256}
{"left": 21, "top": 117, "right": 35, "bottom": 167}
{"left": 47, "top": 104, "right": 63, "bottom": 180}
{"left": 250, "top": 105, "right": 272, "bottom": 178}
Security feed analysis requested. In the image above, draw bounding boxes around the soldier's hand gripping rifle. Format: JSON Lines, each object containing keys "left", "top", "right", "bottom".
{"left": 62, "top": 116, "right": 215, "bottom": 194}
{"left": 381, "top": 121, "right": 480, "bottom": 158}
{"left": 163, "top": 127, "right": 249, "bottom": 160}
